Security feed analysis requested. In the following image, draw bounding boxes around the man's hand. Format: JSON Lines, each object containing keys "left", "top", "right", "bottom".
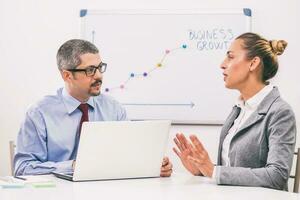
{"left": 160, "top": 157, "right": 173, "bottom": 177}
{"left": 173, "top": 133, "right": 202, "bottom": 176}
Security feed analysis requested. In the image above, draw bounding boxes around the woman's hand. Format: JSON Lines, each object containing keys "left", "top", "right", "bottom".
{"left": 173, "top": 133, "right": 202, "bottom": 176}
{"left": 186, "top": 135, "right": 214, "bottom": 177}
{"left": 173, "top": 133, "right": 214, "bottom": 177}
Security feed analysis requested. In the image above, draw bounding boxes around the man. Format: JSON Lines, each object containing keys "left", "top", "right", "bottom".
{"left": 14, "top": 39, "right": 172, "bottom": 177}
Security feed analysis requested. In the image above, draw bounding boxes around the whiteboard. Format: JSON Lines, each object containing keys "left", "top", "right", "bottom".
{"left": 80, "top": 9, "right": 251, "bottom": 124}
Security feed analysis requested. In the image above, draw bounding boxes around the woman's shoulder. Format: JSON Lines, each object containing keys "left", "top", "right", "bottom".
{"left": 260, "top": 86, "right": 294, "bottom": 115}
{"left": 266, "top": 94, "right": 296, "bottom": 124}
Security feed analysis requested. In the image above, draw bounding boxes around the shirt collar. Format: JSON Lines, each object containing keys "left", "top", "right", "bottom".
{"left": 235, "top": 84, "right": 274, "bottom": 110}
{"left": 61, "top": 87, "right": 95, "bottom": 114}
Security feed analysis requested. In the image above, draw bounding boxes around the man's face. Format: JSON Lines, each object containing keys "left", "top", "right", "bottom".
{"left": 65, "top": 53, "right": 103, "bottom": 101}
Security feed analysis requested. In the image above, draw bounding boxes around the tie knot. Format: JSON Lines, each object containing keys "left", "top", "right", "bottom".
{"left": 78, "top": 103, "right": 89, "bottom": 113}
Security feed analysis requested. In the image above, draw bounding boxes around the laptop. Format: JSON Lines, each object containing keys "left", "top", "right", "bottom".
{"left": 52, "top": 120, "right": 171, "bottom": 181}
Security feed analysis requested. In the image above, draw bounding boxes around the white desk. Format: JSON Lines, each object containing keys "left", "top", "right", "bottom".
{"left": 0, "top": 173, "right": 298, "bottom": 200}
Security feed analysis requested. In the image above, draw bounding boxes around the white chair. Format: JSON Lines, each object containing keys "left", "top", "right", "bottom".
{"left": 290, "top": 148, "right": 300, "bottom": 193}
{"left": 9, "top": 140, "right": 16, "bottom": 176}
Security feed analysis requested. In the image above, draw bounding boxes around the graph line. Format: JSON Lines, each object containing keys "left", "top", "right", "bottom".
{"left": 104, "top": 44, "right": 188, "bottom": 93}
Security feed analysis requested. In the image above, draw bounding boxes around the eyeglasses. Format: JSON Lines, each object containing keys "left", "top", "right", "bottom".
{"left": 67, "top": 62, "right": 107, "bottom": 77}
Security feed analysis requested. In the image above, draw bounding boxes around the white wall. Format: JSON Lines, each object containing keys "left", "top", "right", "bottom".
{"left": 0, "top": 0, "right": 299, "bottom": 186}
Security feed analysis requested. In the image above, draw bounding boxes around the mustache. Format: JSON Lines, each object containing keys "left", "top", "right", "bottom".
{"left": 91, "top": 80, "right": 102, "bottom": 87}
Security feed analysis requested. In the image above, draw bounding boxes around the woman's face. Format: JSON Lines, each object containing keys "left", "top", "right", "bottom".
{"left": 220, "top": 39, "right": 252, "bottom": 90}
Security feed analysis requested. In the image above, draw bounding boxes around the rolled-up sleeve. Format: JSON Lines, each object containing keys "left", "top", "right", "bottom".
{"left": 14, "top": 108, "right": 73, "bottom": 176}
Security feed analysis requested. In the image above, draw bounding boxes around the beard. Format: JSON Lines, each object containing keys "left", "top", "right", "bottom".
{"left": 90, "top": 90, "right": 101, "bottom": 96}
{"left": 89, "top": 79, "right": 102, "bottom": 96}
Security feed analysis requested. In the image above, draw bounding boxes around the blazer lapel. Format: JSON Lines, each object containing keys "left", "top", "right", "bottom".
{"left": 220, "top": 106, "right": 241, "bottom": 141}
{"left": 217, "top": 106, "right": 241, "bottom": 164}
{"left": 233, "top": 111, "right": 264, "bottom": 138}
{"left": 232, "top": 87, "right": 280, "bottom": 142}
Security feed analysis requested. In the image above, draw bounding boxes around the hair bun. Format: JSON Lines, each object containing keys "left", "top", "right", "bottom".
{"left": 269, "top": 40, "right": 288, "bottom": 55}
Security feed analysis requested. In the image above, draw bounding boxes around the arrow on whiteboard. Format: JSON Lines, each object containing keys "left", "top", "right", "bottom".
{"left": 122, "top": 102, "right": 195, "bottom": 108}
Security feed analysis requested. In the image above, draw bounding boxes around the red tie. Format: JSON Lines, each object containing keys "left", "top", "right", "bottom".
{"left": 78, "top": 103, "right": 89, "bottom": 134}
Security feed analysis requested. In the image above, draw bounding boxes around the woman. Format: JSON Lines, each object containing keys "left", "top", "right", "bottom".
{"left": 173, "top": 32, "right": 296, "bottom": 190}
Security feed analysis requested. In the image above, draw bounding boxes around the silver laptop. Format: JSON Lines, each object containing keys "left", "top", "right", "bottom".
{"left": 53, "top": 120, "right": 171, "bottom": 181}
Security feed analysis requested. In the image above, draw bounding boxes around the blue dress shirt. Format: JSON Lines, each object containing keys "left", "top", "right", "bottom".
{"left": 14, "top": 88, "right": 127, "bottom": 175}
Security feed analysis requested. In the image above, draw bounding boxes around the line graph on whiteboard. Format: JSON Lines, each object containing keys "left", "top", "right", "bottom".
{"left": 103, "top": 43, "right": 196, "bottom": 108}
{"left": 91, "top": 29, "right": 234, "bottom": 109}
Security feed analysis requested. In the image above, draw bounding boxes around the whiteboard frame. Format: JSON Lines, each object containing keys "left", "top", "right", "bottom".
{"left": 80, "top": 8, "right": 252, "bottom": 125}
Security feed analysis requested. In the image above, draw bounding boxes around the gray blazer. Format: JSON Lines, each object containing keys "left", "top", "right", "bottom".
{"left": 216, "top": 87, "right": 296, "bottom": 190}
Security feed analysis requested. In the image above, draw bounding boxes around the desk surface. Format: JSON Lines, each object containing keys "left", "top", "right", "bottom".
{"left": 0, "top": 173, "right": 298, "bottom": 200}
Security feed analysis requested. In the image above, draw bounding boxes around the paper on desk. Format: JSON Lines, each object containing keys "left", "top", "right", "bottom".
{"left": 14, "top": 176, "right": 52, "bottom": 183}
{"left": 13, "top": 176, "right": 56, "bottom": 188}
{"left": 0, "top": 177, "right": 25, "bottom": 189}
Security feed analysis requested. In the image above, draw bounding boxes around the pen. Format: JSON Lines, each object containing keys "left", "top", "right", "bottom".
{"left": 14, "top": 176, "right": 27, "bottom": 181}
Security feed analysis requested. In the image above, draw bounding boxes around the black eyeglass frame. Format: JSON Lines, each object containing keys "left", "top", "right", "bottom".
{"left": 66, "top": 62, "right": 107, "bottom": 77}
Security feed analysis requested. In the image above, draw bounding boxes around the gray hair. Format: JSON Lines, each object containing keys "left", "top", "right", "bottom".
{"left": 56, "top": 39, "right": 99, "bottom": 70}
